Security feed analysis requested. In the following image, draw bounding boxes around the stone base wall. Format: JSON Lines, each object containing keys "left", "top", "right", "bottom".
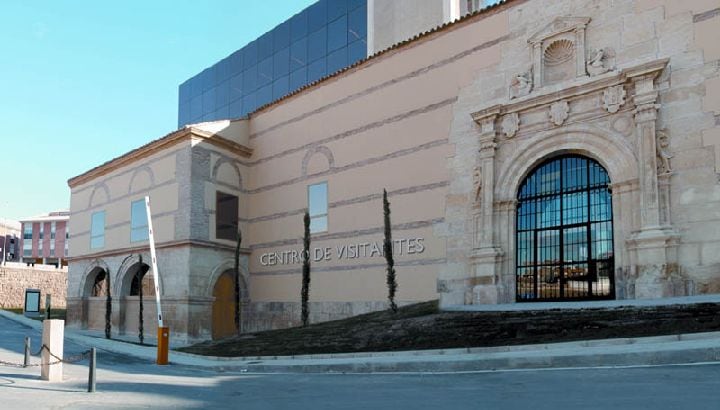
{"left": 0, "top": 264, "right": 68, "bottom": 309}
{"left": 244, "top": 300, "right": 411, "bottom": 333}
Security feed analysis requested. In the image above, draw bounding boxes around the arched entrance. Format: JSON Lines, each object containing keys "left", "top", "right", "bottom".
{"left": 212, "top": 271, "right": 238, "bottom": 340}
{"left": 516, "top": 155, "right": 615, "bottom": 301}
{"left": 83, "top": 267, "right": 110, "bottom": 330}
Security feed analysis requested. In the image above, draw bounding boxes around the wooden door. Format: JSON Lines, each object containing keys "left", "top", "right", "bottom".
{"left": 212, "top": 272, "right": 238, "bottom": 340}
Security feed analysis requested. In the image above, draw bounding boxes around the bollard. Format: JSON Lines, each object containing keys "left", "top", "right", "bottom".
{"left": 41, "top": 319, "right": 64, "bottom": 381}
{"left": 157, "top": 327, "right": 169, "bottom": 365}
{"left": 23, "top": 337, "right": 30, "bottom": 368}
{"left": 87, "top": 347, "right": 96, "bottom": 393}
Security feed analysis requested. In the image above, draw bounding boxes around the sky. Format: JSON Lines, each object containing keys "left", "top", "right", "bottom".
{"left": 0, "top": 0, "right": 316, "bottom": 221}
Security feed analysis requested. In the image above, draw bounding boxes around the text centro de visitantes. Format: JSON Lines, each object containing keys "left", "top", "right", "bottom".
{"left": 259, "top": 238, "right": 426, "bottom": 266}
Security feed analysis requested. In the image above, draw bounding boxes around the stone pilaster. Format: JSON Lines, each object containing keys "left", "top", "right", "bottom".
{"left": 470, "top": 107, "right": 505, "bottom": 304}
{"left": 626, "top": 60, "right": 682, "bottom": 299}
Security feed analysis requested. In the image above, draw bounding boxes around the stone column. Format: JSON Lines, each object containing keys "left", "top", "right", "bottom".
{"left": 626, "top": 60, "right": 681, "bottom": 299}
{"left": 470, "top": 108, "right": 504, "bottom": 304}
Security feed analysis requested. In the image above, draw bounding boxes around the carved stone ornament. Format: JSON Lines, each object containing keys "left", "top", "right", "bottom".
{"left": 473, "top": 166, "right": 482, "bottom": 202}
{"left": 603, "top": 85, "right": 627, "bottom": 114}
{"left": 549, "top": 100, "right": 570, "bottom": 126}
{"left": 501, "top": 113, "right": 520, "bottom": 138}
{"left": 586, "top": 48, "right": 611, "bottom": 76}
{"left": 509, "top": 68, "right": 533, "bottom": 99}
{"left": 656, "top": 129, "right": 672, "bottom": 174}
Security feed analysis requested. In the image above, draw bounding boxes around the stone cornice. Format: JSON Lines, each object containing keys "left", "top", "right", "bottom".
{"left": 471, "top": 58, "right": 669, "bottom": 125}
{"left": 67, "top": 128, "right": 253, "bottom": 189}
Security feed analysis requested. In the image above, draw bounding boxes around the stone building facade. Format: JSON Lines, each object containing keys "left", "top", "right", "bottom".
{"left": 67, "top": 0, "right": 720, "bottom": 345}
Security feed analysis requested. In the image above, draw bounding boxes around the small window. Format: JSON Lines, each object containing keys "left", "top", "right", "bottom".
{"left": 130, "top": 199, "right": 149, "bottom": 242}
{"left": 308, "top": 182, "right": 328, "bottom": 233}
{"left": 90, "top": 211, "right": 105, "bottom": 249}
{"left": 216, "top": 191, "right": 239, "bottom": 241}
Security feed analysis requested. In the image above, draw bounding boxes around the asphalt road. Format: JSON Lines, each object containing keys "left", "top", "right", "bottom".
{"left": 1, "top": 315, "right": 719, "bottom": 409}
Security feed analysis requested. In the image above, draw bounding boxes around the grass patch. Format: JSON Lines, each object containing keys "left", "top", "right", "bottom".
{"left": 179, "top": 300, "right": 720, "bottom": 357}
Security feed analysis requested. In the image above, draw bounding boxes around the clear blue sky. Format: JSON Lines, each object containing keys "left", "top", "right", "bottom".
{"left": 0, "top": 0, "right": 315, "bottom": 221}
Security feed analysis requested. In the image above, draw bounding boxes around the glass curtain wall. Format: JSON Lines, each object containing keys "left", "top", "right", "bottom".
{"left": 179, "top": 0, "right": 368, "bottom": 127}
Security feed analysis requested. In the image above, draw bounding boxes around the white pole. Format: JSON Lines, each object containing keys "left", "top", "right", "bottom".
{"left": 144, "top": 196, "right": 164, "bottom": 328}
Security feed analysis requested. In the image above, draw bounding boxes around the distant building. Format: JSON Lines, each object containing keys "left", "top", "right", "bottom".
{"left": 20, "top": 211, "right": 69, "bottom": 266}
{"left": 0, "top": 218, "right": 21, "bottom": 263}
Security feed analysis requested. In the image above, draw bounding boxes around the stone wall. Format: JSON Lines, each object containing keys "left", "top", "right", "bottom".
{"left": 0, "top": 264, "right": 68, "bottom": 309}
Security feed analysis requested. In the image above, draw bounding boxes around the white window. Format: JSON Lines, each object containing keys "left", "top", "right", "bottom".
{"left": 90, "top": 212, "right": 105, "bottom": 249}
{"left": 308, "top": 182, "right": 328, "bottom": 233}
{"left": 22, "top": 224, "right": 32, "bottom": 257}
{"left": 50, "top": 222, "right": 56, "bottom": 256}
{"left": 130, "top": 199, "right": 149, "bottom": 242}
{"left": 38, "top": 223, "right": 43, "bottom": 255}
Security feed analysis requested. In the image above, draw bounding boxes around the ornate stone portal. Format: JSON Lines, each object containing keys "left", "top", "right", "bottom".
{"left": 458, "top": 16, "right": 684, "bottom": 306}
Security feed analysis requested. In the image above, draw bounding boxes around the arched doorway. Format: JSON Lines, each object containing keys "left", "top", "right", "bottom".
{"left": 516, "top": 155, "right": 615, "bottom": 301}
{"left": 119, "top": 261, "right": 154, "bottom": 336}
{"left": 212, "top": 271, "right": 238, "bottom": 340}
{"left": 83, "top": 267, "right": 109, "bottom": 330}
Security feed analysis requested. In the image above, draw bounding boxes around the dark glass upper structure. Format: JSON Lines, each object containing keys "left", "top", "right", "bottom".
{"left": 516, "top": 155, "right": 615, "bottom": 302}
{"left": 178, "top": 0, "right": 368, "bottom": 128}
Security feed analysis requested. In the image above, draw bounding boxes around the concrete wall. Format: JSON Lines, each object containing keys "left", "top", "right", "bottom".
{"left": 0, "top": 264, "right": 67, "bottom": 309}
{"left": 368, "top": 0, "right": 447, "bottom": 55}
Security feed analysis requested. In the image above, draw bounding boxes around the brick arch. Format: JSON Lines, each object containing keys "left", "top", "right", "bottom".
{"left": 78, "top": 258, "right": 111, "bottom": 297}
{"left": 205, "top": 258, "right": 250, "bottom": 301}
{"left": 212, "top": 158, "right": 244, "bottom": 190}
{"left": 88, "top": 183, "right": 111, "bottom": 208}
{"left": 128, "top": 166, "right": 156, "bottom": 194}
{"left": 116, "top": 253, "right": 163, "bottom": 297}
{"left": 301, "top": 146, "right": 335, "bottom": 177}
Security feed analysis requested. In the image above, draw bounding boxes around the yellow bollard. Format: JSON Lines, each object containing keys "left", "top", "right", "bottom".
{"left": 157, "top": 326, "right": 169, "bottom": 365}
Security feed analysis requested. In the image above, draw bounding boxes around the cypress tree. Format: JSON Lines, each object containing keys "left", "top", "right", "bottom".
{"left": 105, "top": 270, "right": 112, "bottom": 339}
{"left": 301, "top": 211, "right": 311, "bottom": 327}
{"left": 234, "top": 228, "right": 243, "bottom": 334}
{"left": 383, "top": 189, "right": 398, "bottom": 313}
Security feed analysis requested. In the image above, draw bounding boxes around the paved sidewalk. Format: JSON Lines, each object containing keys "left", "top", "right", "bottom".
{"left": 2, "top": 309, "right": 720, "bottom": 373}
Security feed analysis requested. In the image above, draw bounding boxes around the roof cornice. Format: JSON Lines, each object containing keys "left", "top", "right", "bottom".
{"left": 68, "top": 127, "right": 253, "bottom": 189}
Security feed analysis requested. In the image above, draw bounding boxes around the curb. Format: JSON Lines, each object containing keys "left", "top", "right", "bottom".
{"left": 3, "top": 309, "right": 720, "bottom": 373}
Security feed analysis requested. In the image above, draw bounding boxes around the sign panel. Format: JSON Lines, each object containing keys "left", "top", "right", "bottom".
{"left": 24, "top": 289, "right": 41, "bottom": 316}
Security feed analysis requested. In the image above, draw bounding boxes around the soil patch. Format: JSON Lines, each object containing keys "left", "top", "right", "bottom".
{"left": 178, "top": 301, "right": 720, "bottom": 357}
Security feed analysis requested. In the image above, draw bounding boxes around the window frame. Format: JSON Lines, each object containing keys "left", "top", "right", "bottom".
{"left": 215, "top": 191, "right": 239, "bottom": 242}
{"left": 130, "top": 199, "right": 149, "bottom": 243}
{"left": 307, "top": 181, "right": 328, "bottom": 234}
{"left": 90, "top": 211, "right": 106, "bottom": 250}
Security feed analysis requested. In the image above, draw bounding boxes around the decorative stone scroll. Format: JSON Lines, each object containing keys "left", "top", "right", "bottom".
{"left": 549, "top": 100, "right": 570, "bottom": 126}
{"left": 501, "top": 113, "right": 519, "bottom": 138}
{"left": 603, "top": 85, "right": 627, "bottom": 113}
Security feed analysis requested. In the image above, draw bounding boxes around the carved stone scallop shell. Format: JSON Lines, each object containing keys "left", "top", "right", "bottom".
{"left": 543, "top": 39, "right": 575, "bottom": 66}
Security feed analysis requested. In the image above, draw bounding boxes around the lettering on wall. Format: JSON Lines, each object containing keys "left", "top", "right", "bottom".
{"left": 259, "top": 238, "right": 426, "bottom": 267}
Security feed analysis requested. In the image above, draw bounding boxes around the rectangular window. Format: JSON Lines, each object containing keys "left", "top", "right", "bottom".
{"left": 90, "top": 211, "right": 105, "bottom": 249}
{"left": 308, "top": 182, "right": 328, "bottom": 233}
{"left": 22, "top": 224, "right": 32, "bottom": 257}
{"left": 50, "top": 222, "right": 56, "bottom": 256}
{"left": 65, "top": 228, "right": 69, "bottom": 257}
{"left": 130, "top": 199, "right": 149, "bottom": 242}
{"left": 38, "top": 224, "right": 43, "bottom": 255}
{"left": 216, "top": 191, "right": 239, "bottom": 241}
